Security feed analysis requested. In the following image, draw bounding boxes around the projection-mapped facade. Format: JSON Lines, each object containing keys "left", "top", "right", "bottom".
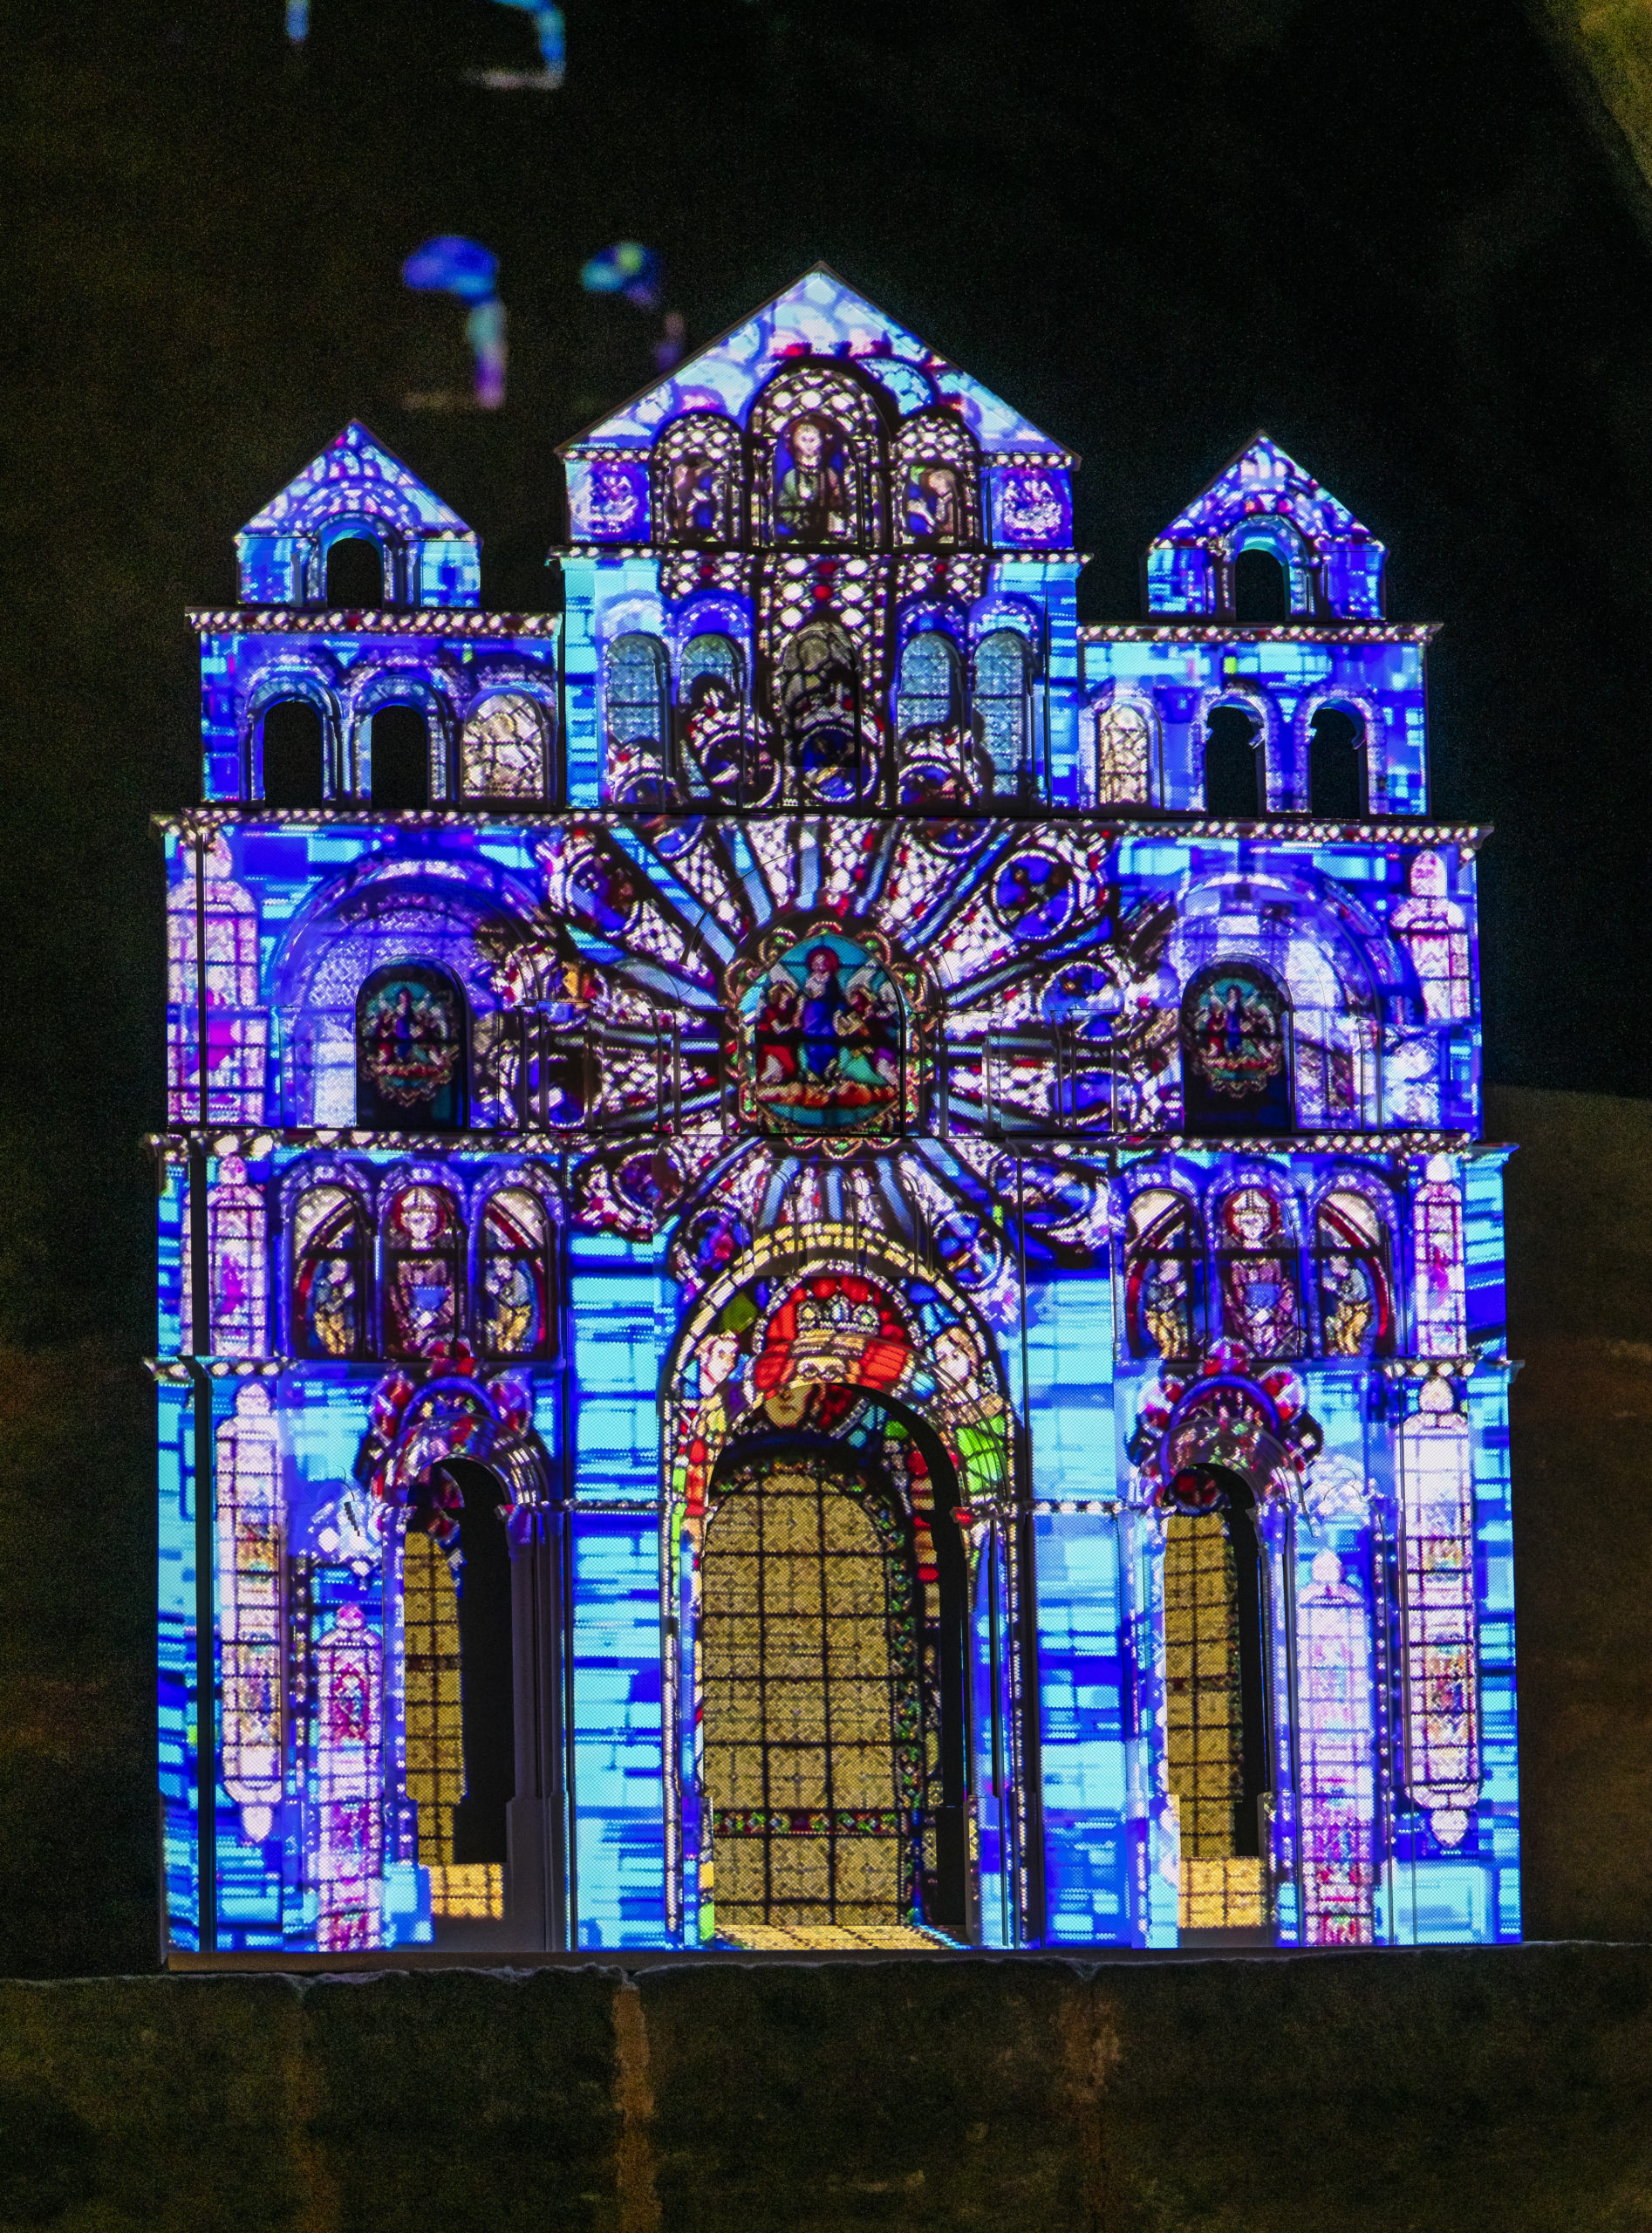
{"left": 155, "top": 268, "right": 1519, "bottom": 1955}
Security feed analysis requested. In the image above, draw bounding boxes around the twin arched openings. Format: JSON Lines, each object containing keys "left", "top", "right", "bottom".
{"left": 1124, "top": 1177, "right": 1395, "bottom": 1365}
{"left": 604, "top": 621, "right": 1034, "bottom": 809}
{"left": 291, "top": 1177, "right": 554, "bottom": 1362}
{"left": 257, "top": 691, "right": 553, "bottom": 810}
{"left": 1202, "top": 699, "right": 1369, "bottom": 819}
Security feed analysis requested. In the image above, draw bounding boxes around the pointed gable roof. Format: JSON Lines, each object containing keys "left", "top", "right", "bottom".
{"left": 239, "top": 421, "right": 475, "bottom": 539}
{"left": 1153, "top": 431, "right": 1380, "bottom": 553}
{"left": 1147, "top": 432, "right": 1387, "bottom": 621}
{"left": 560, "top": 264, "right": 1075, "bottom": 461}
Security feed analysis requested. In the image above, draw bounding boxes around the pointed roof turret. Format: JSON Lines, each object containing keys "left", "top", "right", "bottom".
{"left": 1147, "top": 433, "right": 1386, "bottom": 621}
{"left": 236, "top": 422, "right": 480, "bottom": 608}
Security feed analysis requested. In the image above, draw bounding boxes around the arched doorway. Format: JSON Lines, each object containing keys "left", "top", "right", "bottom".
{"left": 700, "top": 1445, "right": 919, "bottom": 1938}
{"left": 662, "top": 1233, "right": 1018, "bottom": 1948}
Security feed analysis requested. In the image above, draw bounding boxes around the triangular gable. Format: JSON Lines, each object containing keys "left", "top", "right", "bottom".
{"left": 240, "top": 421, "right": 475, "bottom": 539}
{"left": 562, "top": 264, "right": 1074, "bottom": 461}
{"left": 1154, "top": 432, "right": 1381, "bottom": 550}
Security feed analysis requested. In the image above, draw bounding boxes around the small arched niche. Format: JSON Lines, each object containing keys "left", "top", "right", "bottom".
{"left": 1202, "top": 704, "right": 1264, "bottom": 818}
{"left": 324, "top": 534, "right": 386, "bottom": 608}
{"left": 369, "top": 704, "right": 432, "bottom": 809}
{"left": 1307, "top": 705, "right": 1366, "bottom": 819}
{"left": 261, "top": 699, "right": 327, "bottom": 808}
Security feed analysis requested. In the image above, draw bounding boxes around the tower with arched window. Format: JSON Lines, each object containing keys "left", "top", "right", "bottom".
{"left": 155, "top": 267, "right": 1518, "bottom": 1963}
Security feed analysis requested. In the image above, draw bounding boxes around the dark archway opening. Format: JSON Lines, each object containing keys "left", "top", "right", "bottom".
{"left": 1232, "top": 547, "right": 1288, "bottom": 624}
{"left": 1307, "top": 705, "right": 1366, "bottom": 819}
{"left": 325, "top": 535, "right": 385, "bottom": 608}
{"left": 1203, "top": 705, "right": 1262, "bottom": 817}
{"left": 261, "top": 699, "right": 325, "bottom": 808}
{"left": 444, "top": 1460, "right": 516, "bottom": 1867}
{"left": 370, "top": 705, "right": 431, "bottom": 810}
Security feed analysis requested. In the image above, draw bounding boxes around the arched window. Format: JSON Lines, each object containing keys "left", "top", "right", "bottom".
{"left": 369, "top": 704, "right": 430, "bottom": 809}
{"left": 384, "top": 1183, "right": 465, "bottom": 1357}
{"left": 1179, "top": 963, "right": 1292, "bottom": 1134}
{"left": 1124, "top": 1187, "right": 1199, "bottom": 1359}
{"left": 461, "top": 693, "right": 548, "bottom": 801}
{"left": 750, "top": 364, "right": 883, "bottom": 547}
{"left": 775, "top": 619, "right": 866, "bottom": 802}
{"left": 604, "top": 632, "right": 670, "bottom": 806}
{"left": 262, "top": 699, "right": 326, "bottom": 808}
{"left": 325, "top": 536, "right": 385, "bottom": 607}
{"left": 1308, "top": 705, "right": 1365, "bottom": 818}
{"left": 1213, "top": 1184, "right": 1303, "bottom": 1359}
{"left": 1232, "top": 547, "right": 1288, "bottom": 623}
{"left": 292, "top": 1184, "right": 369, "bottom": 1359}
{"left": 654, "top": 413, "right": 742, "bottom": 544}
{"left": 897, "top": 631, "right": 961, "bottom": 741}
{"left": 479, "top": 1188, "right": 553, "bottom": 1357}
{"left": 1164, "top": 1478, "right": 1268, "bottom": 1931}
{"left": 1203, "top": 704, "right": 1263, "bottom": 817}
{"left": 973, "top": 629, "right": 1033, "bottom": 801}
{"left": 1314, "top": 1188, "right": 1393, "bottom": 1356}
{"left": 678, "top": 633, "right": 746, "bottom": 797}
{"left": 892, "top": 411, "right": 980, "bottom": 547}
{"left": 1093, "top": 698, "right": 1153, "bottom": 806}
{"left": 357, "top": 963, "right": 466, "bottom": 1131}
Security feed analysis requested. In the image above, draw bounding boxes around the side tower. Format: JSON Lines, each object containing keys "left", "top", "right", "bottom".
{"left": 155, "top": 278, "right": 1517, "bottom": 1958}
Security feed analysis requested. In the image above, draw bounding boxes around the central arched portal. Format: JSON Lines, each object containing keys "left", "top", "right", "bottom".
{"left": 701, "top": 1448, "right": 916, "bottom": 1934}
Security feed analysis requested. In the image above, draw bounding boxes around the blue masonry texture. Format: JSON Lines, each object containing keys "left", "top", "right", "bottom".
{"left": 155, "top": 270, "right": 1517, "bottom": 1954}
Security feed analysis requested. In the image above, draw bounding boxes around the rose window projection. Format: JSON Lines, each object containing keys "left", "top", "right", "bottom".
{"left": 154, "top": 269, "right": 1518, "bottom": 1957}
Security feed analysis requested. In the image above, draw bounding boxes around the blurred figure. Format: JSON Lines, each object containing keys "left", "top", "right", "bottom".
{"left": 402, "top": 236, "right": 507, "bottom": 411}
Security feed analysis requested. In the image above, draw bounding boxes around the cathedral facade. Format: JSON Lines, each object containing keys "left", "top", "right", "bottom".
{"left": 155, "top": 269, "right": 1519, "bottom": 1956}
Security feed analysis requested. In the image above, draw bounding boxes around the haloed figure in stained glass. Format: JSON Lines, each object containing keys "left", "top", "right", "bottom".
{"left": 905, "top": 462, "right": 961, "bottom": 542}
{"left": 775, "top": 414, "right": 851, "bottom": 540}
{"left": 750, "top": 935, "right": 900, "bottom": 1130}
{"left": 1219, "top": 1187, "right": 1302, "bottom": 1359}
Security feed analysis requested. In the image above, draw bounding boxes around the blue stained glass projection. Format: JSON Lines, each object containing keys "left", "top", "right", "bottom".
{"left": 155, "top": 270, "right": 1517, "bottom": 1956}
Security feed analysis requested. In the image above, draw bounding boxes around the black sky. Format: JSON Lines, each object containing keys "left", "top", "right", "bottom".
{"left": 3, "top": 0, "right": 1650, "bottom": 1345}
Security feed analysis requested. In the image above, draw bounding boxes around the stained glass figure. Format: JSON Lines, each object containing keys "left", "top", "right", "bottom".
{"left": 1413, "top": 1164, "right": 1468, "bottom": 1356}
{"left": 312, "top": 1601, "right": 382, "bottom": 1951}
{"left": 1181, "top": 964, "right": 1291, "bottom": 1133}
{"left": 1314, "top": 1188, "right": 1392, "bottom": 1356}
{"left": 479, "top": 1188, "right": 551, "bottom": 1356}
{"left": 384, "top": 1185, "right": 464, "bottom": 1357}
{"left": 774, "top": 415, "right": 853, "bottom": 542}
{"left": 1392, "top": 851, "right": 1471, "bottom": 1021}
{"left": 292, "top": 1185, "right": 369, "bottom": 1359}
{"left": 701, "top": 1455, "right": 916, "bottom": 1934}
{"left": 357, "top": 965, "right": 466, "bottom": 1131}
{"left": 655, "top": 414, "right": 741, "bottom": 543}
{"left": 742, "top": 932, "right": 903, "bottom": 1133}
{"left": 775, "top": 621, "right": 866, "bottom": 800}
{"left": 1297, "top": 1547, "right": 1377, "bottom": 1946}
{"left": 1214, "top": 1185, "right": 1302, "bottom": 1360}
{"left": 461, "top": 693, "right": 547, "bottom": 799}
{"left": 1124, "top": 1187, "right": 1198, "bottom": 1360}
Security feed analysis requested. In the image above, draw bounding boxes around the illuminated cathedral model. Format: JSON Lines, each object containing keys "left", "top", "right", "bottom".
{"left": 155, "top": 268, "right": 1519, "bottom": 1956}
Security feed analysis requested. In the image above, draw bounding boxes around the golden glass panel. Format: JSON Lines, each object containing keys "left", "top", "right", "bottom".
{"left": 700, "top": 1458, "right": 910, "bottom": 1928}
{"left": 403, "top": 1531, "right": 464, "bottom": 1867}
{"left": 1164, "top": 1511, "right": 1244, "bottom": 1863}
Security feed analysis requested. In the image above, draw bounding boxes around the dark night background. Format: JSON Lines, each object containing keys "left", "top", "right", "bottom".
{"left": 2, "top": 0, "right": 1651, "bottom": 1977}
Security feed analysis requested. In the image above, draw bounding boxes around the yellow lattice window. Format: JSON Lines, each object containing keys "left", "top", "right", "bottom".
{"left": 1164, "top": 1509, "right": 1266, "bottom": 1929}
{"left": 700, "top": 1460, "right": 911, "bottom": 1938}
{"left": 403, "top": 1531, "right": 464, "bottom": 1868}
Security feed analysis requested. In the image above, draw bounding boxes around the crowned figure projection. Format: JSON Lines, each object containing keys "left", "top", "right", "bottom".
{"left": 154, "top": 269, "right": 1518, "bottom": 1958}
